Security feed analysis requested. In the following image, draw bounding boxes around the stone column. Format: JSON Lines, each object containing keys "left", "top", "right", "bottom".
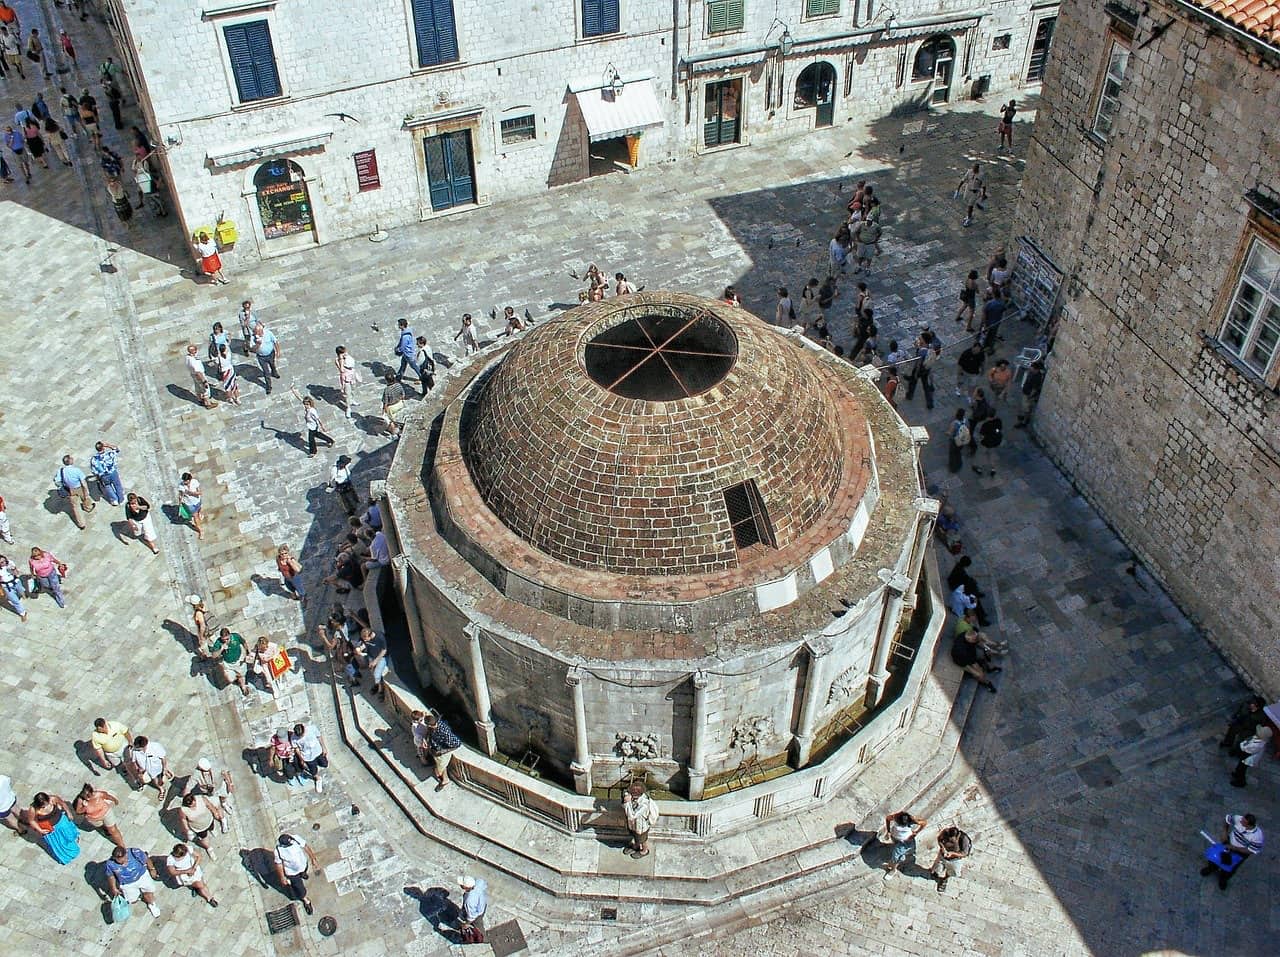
{"left": 791, "top": 637, "right": 834, "bottom": 768}
{"left": 866, "top": 569, "right": 912, "bottom": 706}
{"left": 566, "top": 667, "right": 592, "bottom": 795}
{"left": 464, "top": 625, "right": 497, "bottom": 756}
{"left": 903, "top": 497, "right": 940, "bottom": 608}
{"left": 686, "top": 671, "right": 709, "bottom": 800}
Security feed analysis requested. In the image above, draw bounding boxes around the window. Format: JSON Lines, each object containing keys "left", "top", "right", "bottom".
{"left": 703, "top": 78, "right": 741, "bottom": 147}
{"left": 582, "top": 0, "right": 620, "bottom": 38}
{"left": 1219, "top": 238, "right": 1280, "bottom": 378}
{"left": 723, "top": 480, "right": 776, "bottom": 551}
{"left": 805, "top": 0, "right": 841, "bottom": 16}
{"left": 912, "top": 35, "right": 955, "bottom": 81}
{"left": 223, "top": 21, "right": 281, "bottom": 103}
{"left": 707, "top": 0, "right": 744, "bottom": 34}
{"left": 410, "top": 0, "right": 459, "bottom": 68}
{"left": 1092, "top": 39, "right": 1129, "bottom": 139}
{"left": 992, "top": 34, "right": 1011, "bottom": 51}
{"left": 499, "top": 113, "right": 536, "bottom": 145}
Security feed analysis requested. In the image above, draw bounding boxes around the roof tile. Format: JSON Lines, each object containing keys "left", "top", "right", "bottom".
{"left": 1186, "top": 0, "right": 1280, "bottom": 45}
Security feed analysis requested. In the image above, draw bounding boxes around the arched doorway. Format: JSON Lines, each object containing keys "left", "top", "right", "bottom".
{"left": 912, "top": 35, "right": 957, "bottom": 105}
{"left": 794, "top": 62, "right": 836, "bottom": 128}
{"left": 253, "top": 159, "right": 314, "bottom": 240}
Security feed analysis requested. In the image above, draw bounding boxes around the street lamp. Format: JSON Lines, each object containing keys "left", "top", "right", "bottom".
{"left": 766, "top": 18, "right": 794, "bottom": 56}
{"left": 603, "top": 64, "right": 625, "bottom": 98}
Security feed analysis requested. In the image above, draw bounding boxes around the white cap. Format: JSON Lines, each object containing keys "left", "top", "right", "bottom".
{"left": 196, "top": 757, "right": 213, "bottom": 771}
{"left": 457, "top": 875, "right": 476, "bottom": 889}
{"left": 186, "top": 594, "right": 203, "bottom": 606}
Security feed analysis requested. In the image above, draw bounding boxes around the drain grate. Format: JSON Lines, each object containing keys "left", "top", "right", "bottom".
{"left": 265, "top": 903, "right": 300, "bottom": 934}
{"left": 486, "top": 919, "right": 530, "bottom": 957}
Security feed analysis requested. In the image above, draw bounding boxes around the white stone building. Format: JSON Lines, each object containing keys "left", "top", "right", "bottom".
{"left": 105, "top": 0, "right": 1060, "bottom": 258}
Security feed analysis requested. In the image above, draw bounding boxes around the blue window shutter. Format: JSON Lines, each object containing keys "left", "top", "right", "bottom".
{"left": 412, "top": 0, "right": 458, "bottom": 67}
{"left": 433, "top": 0, "right": 458, "bottom": 63}
{"left": 601, "top": 0, "right": 620, "bottom": 35}
{"left": 582, "top": 0, "right": 601, "bottom": 37}
{"left": 224, "top": 21, "right": 279, "bottom": 102}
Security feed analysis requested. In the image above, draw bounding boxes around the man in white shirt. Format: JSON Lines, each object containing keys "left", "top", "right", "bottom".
{"left": 184, "top": 344, "right": 216, "bottom": 409}
{"left": 127, "top": 735, "right": 170, "bottom": 801}
{"left": 290, "top": 723, "right": 328, "bottom": 793}
{"left": 1201, "top": 812, "right": 1263, "bottom": 890}
{"left": 0, "top": 774, "right": 26, "bottom": 835}
{"left": 273, "top": 833, "right": 319, "bottom": 914}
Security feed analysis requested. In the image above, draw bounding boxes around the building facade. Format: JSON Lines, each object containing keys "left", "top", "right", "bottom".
{"left": 1012, "top": 0, "right": 1280, "bottom": 694}
{"left": 106, "top": 0, "right": 1059, "bottom": 258}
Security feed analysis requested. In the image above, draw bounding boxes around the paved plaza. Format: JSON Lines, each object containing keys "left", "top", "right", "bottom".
{"left": 0, "top": 3, "right": 1275, "bottom": 955}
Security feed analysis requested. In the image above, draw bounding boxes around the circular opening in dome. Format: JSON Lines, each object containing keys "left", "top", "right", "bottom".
{"left": 583, "top": 308, "right": 738, "bottom": 400}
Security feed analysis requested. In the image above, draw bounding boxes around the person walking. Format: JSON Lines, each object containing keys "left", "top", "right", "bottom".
{"left": 334, "top": 345, "right": 358, "bottom": 418}
{"left": 79, "top": 90, "right": 101, "bottom": 148}
{"left": 974, "top": 414, "right": 1004, "bottom": 477}
{"left": 182, "top": 757, "right": 234, "bottom": 824}
{"left": 104, "top": 79, "right": 124, "bottom": 130}
{"left": 250, "top": 636, "right": 285, "bottom": 697}
{"left": 457, "top": 875, "right": 489, "bottom": 942}
{"left": 28, "top": 547, "right": 68, "bottom": 608}
{"left": 217, "top": 344, "right": 240, "bottom": 404}
{"left": 1230, "top": 727, "right": 1272, "bottom": 788}
{"left": 178, "top": 472, "right": 204, "bottom": 539}
{"left": 454, "top": 314, "right": 480, "bottom": 355}
{"left": 1015, "top": 361, "right": 1045, "bottom": 427}
{"left": 104, "top": 844, "right": 162, "bottom": 917}
{"left": 54, "top": 454, "right": 97, "bottom": 529}
{"left": 184, "top": 344, "right": 218, "bottom": 409}
{"left": 852, "top": 216, "right": 882, "bottom": 274}
{"left": 998, "top": 99, "right": 1018, "bottom": 150}
{"left": 986, "top": 358, "right": 1014, "bottom": 403}
{"left": 956, "top": 163, "right": 987, "bottom": 227}
{"left": 881, "top": 810, "right": 927, "bottom": 879}
{"left": 1, "top": 26, "right": 24, "bottom": 80}
{"left": 0, "top": 774, "right": 28, "bottom": 836}
{"left": 0, "top": 493, "right": 11, "bottom": 544}
{"left": 1220, "top": 696, "right": 1267, "bottom": 753}
{"left": 22, "top": 791, "right": 81, "bottom": 864}
{"left": 91, "top": 717, "right": 132, "bottom": 771}
{"left": 827, "top": 228, "right": 849, "bottom": 279}
{"left": 614, "top": 272, "right": 636, "bottom": 296}
{"left": 1201, "top": 813, "right": 1263, "bottom": 890}
{"left": 299, "top": 396, "right": 334, "bottom": 458}
{"left": 165, "top": 843, "right": 218, "bottom": 907}
{"left": 956, "top": 341, "right": 985, "bottom": 398}
{"left": 236, "top": 299, "right": 257, "bottom": 353}
{"left": 120, "top": 493, "right": 156, "bottom": 552}
{"left": 273, "top": 833, "right": 319, "bottom": 914}
{"left": 42, "top": 115, "right": 72, "bottom": 166}
{"left": 289, "top": 723, "right": 329, "bottom": 794}
{"left": 267, "top": 729, "right": 303, "bottom": 787}
{"left": 947, "top": 409, "right": 969, "bottom": 474}
{"left": 21, "top": 117, "right": 49, "bottom": 170}
{"left": 73, "top": 783, "right": 125, "bottom": 848}
{"left": 59, "top": 87, "right": 80, "bottom": 136}
{"left": 422, "top": 713, "right": 461, "bottom": 792}
{"left": 329, "top": 455, "right": 360, "bottom": 516}
{"left": 0, "top": 554, "right": 27, "bottom": 621}
{"left": 176, "top": 793, "right": 224, "bottom": 858}
{"left": 205, "top": 627, "right": 250, "bottom": 696}
{"left": 622, "top": 781, "right": 659, "bottom": 859}
{"left": 186, "top": 594, "right": 212, "bottom": 649}
{"left": 127, "top": 735, "right": 171, "bottom": 802}
{"left": 415, "top": 337, "right": 436, "bottom": 391}
{"left": 88, "top": 441, "right": 125, "bottom": 507}
{"left": 956, "top": 270, "right": 980, "bottom": 329}
{"left": 58, "top": 29, "right": 75, "bottom": 66}
{"left": 193, "top": 231, "right": 229, "bottom": 284}
{"left": 251, "top": 321, "right": 281, "bottom": 391}
{"left": 26, "top": 28, "right": 50, "bottom": 79}
{"left": 381, "top": 372, "right": 407, "bottom": 437}
{"left": 394, "top": 318, "right": 426, "bottom": 391}
{"left": 276, "top": 544, "right": 305, "bottom": 605}
{"left": 930, "top": 825, "right": 972, "bottom": 893}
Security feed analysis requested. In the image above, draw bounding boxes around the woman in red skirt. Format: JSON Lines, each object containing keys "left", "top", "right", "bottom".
{"left": 193, "top": 231, "right": 229, "bottom": 285}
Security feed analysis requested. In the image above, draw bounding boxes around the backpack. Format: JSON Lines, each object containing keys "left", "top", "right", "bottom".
{"left": 860, "top": 221, "right": 882, "bottom": 244}
{"left": 953, "top": 422, "right": 971, "bottom": 447}
{"left": 983, "top": 419, "right": 1003, "bottom": 447}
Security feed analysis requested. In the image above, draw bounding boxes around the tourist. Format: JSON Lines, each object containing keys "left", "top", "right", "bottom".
{"left": 290, "top": 722, "right": 329, "bottom": 794}
{"left": 28, "top": 547, "right": 68, "bottom": 608}
{"left": 930, "top": 825, "right": 972, "bottom": 893}
{"left": 205, "top": 627, "right": 249, "bottom": 696}
{"left": 91, "top": 717, "right": 132, "bottom": 771}
{"left": 21, "top": 792, "right": 79, "bottom": 864}
{"left": 237, "top": 300, "right": 257, "bottom": 354}
{"left": 193, "top": 231, "right": 229, "bottom": 284}
{"left": 300, "top": 396, "right": 334, "bottom": 458}
{"left": 457, "top": 875, "right": 489, "bottom": 941}
{"left": 104, "top": 845, "right": 162, "bottom": 917}
{"left": 250, "top": 635, "right": 285, "bottom": 697}
{"left": 0, "top": 492, "right": 12, "bottom": 543}
{"left": 251, "top": 320, "right": 281, "bottom": 390}
{"left": 881, "top": 366, "right": 899, "bottom": 408}
{"left": 622, "top": 781, "right": 658, "bottom": 859}
{"left": 614, "top": 272, "right": 636, "bottom": 296}
{"left": 947, "top": 408, "right": 969, "bottom": 474}
{"left": 881, "top": 810, "right": 927, "bottom": 879}
{"left": 0, "top": 554, "right": 26, "bottom": 621}
{"left": 989, "top": 254, "right": 1012, "bottom": 298}
{"left": 411, "top": 711, "right": 433, "bottom": 766}
{"left": 773, "top": 287, "right": 794, "bottom": 325}
{"left": 798, "top": 277, "right": 819, "bottom": 324}
{"left": 454, "top": 313, "right": 479, "bottom": 355}
{"left": 1200, "top": 812, "right": 1262, "bottom": 890}
{"left": 956, "top": 269, "right": 979, "bottom": 329}
{"left": 217, "top": 344, "right": 240, "bottom": 404}
{"left": 968, "top": 388, "right": 993, "bottom": 452}
{"left": 88, "top": 441, "right": 125, "bottom": 507}
{"left": 854, "top": 281, "right": 872, "bottom": 322}
{"left": 974, "top": 414, "right": 1004, "bottom": 477}
{"left": 182, "top": 757, "right": 234, "bottom": 824}
{"left": 998, "top": 99, "right": 1018, "bottom": 150}
{"left": 355, "top": 627, "right": 388, "bottom": 698}
{"left": 2, "top": 123, "right": 29, "bottom": 182}
{"left": 329, "top": 455, "right": 360, "bottom": 516}
{"left": 272, "top": 833, "right": 319, "bottom": 914}
{"left": 58, "top": 29, "right": 75, "bottom": 66}
{"left": 1, "top": 25, "right": 24, "bottom": 80}
{"left": 956, "top": 340, "right": 985, "bottom": 398}
{"left": 207, "top": 321, "right": 230, "bottom": 359}
{"left": 721, "top": 285, "right": 740, "bottom": 307}
{"left": 184, "top": 344, "right": 217, "bottom": 409}
{"left": 585, "top": 263, "right": 607, "bottom": 301}
{"left": 1230, "top": 727, "right": 1272, "bottom": 788}
{"left": 850, "top": 308, "right": 876, "bottom": 363}
{"left": 363, "top": 528, "right": 390, "bottom": 574}
{"left": 947, "top": 558, "right": 992, "bottom": 627}
{"left": 1220, "top": 696, "right": 1267, "bottom": 753}
{"left": 105, "top": 170, "right": 134, "bottom": 225}
{"left": 816, "top": 276, "right": 837, "bottom": 322}
{"left": 27, "top": 28, "right": 50, "bottom": 78}
{"left": 980, "top": 290, "right": 1007, "bottom": 354}
{"left": 276, "top": 544, "right": 305, "bottom": 605}
{"left": 104, "top": 78, "right": 124, "bottom": 130}
{"left": 414, "top": 337, "right": 436, "bottom": 390}
{"left": 334, "top": 345, "right": 358, "bottom": 417}
{"left": 422, "top": 713, "right": 461, "bottom": 792}
{"left": 165, "top": 843, "right": 218, "bottom": 907}
{"left": 394, "top": 318, "right": 425, "bottom": 391}
{"left": 950, "top": 627, "right": 998, "bottom": 693}
{"left": 986, "top": 358, "right": 1014, "bottom": 403}
{"left": 902, "top": 331, "right": 934, "bottom": 405}
{"left": 828, "top": 228, "right": 849, "bottom": 278}
{"left": 853, "top": 211, "right": 882, "bottom": 274}
{"left": 73, "top": 783, "right": 125, "bottom": 848}
{"left": 186, "top": 594, "right": 211, "bottom": 649}
{"left": 956, "top": 163, "right": 987, "bottom": 227}
{"left": 1015, "top": 361, "right": 1045, "bottom": 428}
{"left": 117, "top": 491, "right": 159, "bottom": 553}
{"left": 55, "top": 453, "right": 95, "bottom": 529}
{"left": 267, "top": 729, "right": 302, "bottom": 787}
{"left": 21, "top": 116, "right": 48, "bottom": 170}
{"left": 78, "top": 90, "right": 101, "bottom": 148}
{"left": 363, "top": 499, "right": 382, "bottom": 532}
{"left": 500, "top": 306, "right": 526, "bottom": 336}
{"left": 127, "top": 734, "right": 171, "bottom": 801}
{"left": 0, "top": 774, "right": 27, "bottom": 836}
{"left": 381, "top": 371, "right": 406, "bottom": 437}
{"left": 59, "top": 87, "right": 79, "bottom": 135}
{"left": 177, "top": 792, "right": 224, "bottom": 858}
{"left": 178, "top": 472, "right": 204, "bottom": 539}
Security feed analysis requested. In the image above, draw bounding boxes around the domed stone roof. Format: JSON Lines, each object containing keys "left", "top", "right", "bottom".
{"left": 460, "top": 292, "right": 862, "bottom": 578}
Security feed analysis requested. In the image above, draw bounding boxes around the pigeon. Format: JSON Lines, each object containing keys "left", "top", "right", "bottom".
{"left": 489, "top": 308, "right": 497, "bottom": 322}
{"left": 569, "top": 268, "right": 580, "bottom": 280}
{"left": 899, "top": 144, "right": 905, "bottom": 154}
{"left": 524, "top": 309, "right": 534, "bottom": 323}
{"left": 768, "top": 239, "right": 774, "bottom": 249}
{"left": 796, "top": 238, "right": 801, "bottom": 247}
{"left": 635, "top": 284, "right": 645, "bottom": 292}
{"left": 371, "top": 322, "right": 380, "bottom": 332}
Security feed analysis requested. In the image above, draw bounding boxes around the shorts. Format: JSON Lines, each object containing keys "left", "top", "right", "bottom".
{"left": 0, "top": 799, "right": 15, "bottom": 820}
{"left": 120, "top": 872, "right": 157, "bottom": 902}
{"left": 857, "top": 242, "right": 877, "bottom": 260}
{"left": 176, "top": 865, "right": 205, "bottom": 887}
{"left": 892, "top": 838, "right": 915, "bottom": 863}
{"left": 218, "top": 658, "right": 245, "bottom": 685}
{"left": 433, "top": 749, "right": 454, "bottom": 776}
{"left": 301, "top": 753, "right": 329, "bottom": 778}
{"left": 94, "top": 807, "right": 118, "bottom": 828}
{"left": 130, "top": 515, "right": 157, "bottom": 541}
{"left": 372, "top": 656, "right": 389, "bottom": 684}
{"left": 933, "top": 856, "right": 964, "bottom": 879}
{"left": 191, "top": 376, "right": 210, "bottom": 399}
{"left": 100, "top": 749, "right": 125, "bottom": 768}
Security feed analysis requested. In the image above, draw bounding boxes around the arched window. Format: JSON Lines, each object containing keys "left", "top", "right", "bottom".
{"left": 254, "top": 159, "right": 314, "bottom": 239}
{"left": 794, "top": 62, "right": 835, "bottom": 110}
{"left": 912, "top": 35, "right": 955, "bottom": 81}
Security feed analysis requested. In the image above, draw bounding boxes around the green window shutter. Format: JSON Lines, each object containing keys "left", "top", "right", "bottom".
{"left": 806, "top": 0, "right": 841, "bottom": 16}
{"left": 726, "top": 0, "right": 744, "bottom": 31}
{"left": 709, "top": 0, "right": 744, "bottom": 33}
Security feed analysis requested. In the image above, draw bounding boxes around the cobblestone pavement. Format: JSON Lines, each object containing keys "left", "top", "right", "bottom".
{"left": 1, "top": 2, "right": 1275, "bottom": 955}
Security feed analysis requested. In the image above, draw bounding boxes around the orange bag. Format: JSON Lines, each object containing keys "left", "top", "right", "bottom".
{"left": 268, "top": 649, "right": 292, "bottom": 679}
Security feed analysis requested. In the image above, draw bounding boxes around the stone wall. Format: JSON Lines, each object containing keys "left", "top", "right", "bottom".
{"left": 110, "top": 0, "right": 1058, "bottom": 257}
{"left": 1012, "top": 0, "right": 1280, "bottom": 695}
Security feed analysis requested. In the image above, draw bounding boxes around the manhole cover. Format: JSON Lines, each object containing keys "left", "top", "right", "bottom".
{"left": 318, "top": 916, "right": 338, "bottom": 936}
{"left": 265, "top": 903, "right": 299, "bottom": 934}
{"left": 486, "top": 919, "right": 529, "bottom": 957}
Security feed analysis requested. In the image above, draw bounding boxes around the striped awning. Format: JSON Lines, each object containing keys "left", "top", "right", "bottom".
{"left": 205, "top": 127, "right": 332, "bottom": 169}
{"left": 574, "top": 80, "right": 665, "bottom": 143}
